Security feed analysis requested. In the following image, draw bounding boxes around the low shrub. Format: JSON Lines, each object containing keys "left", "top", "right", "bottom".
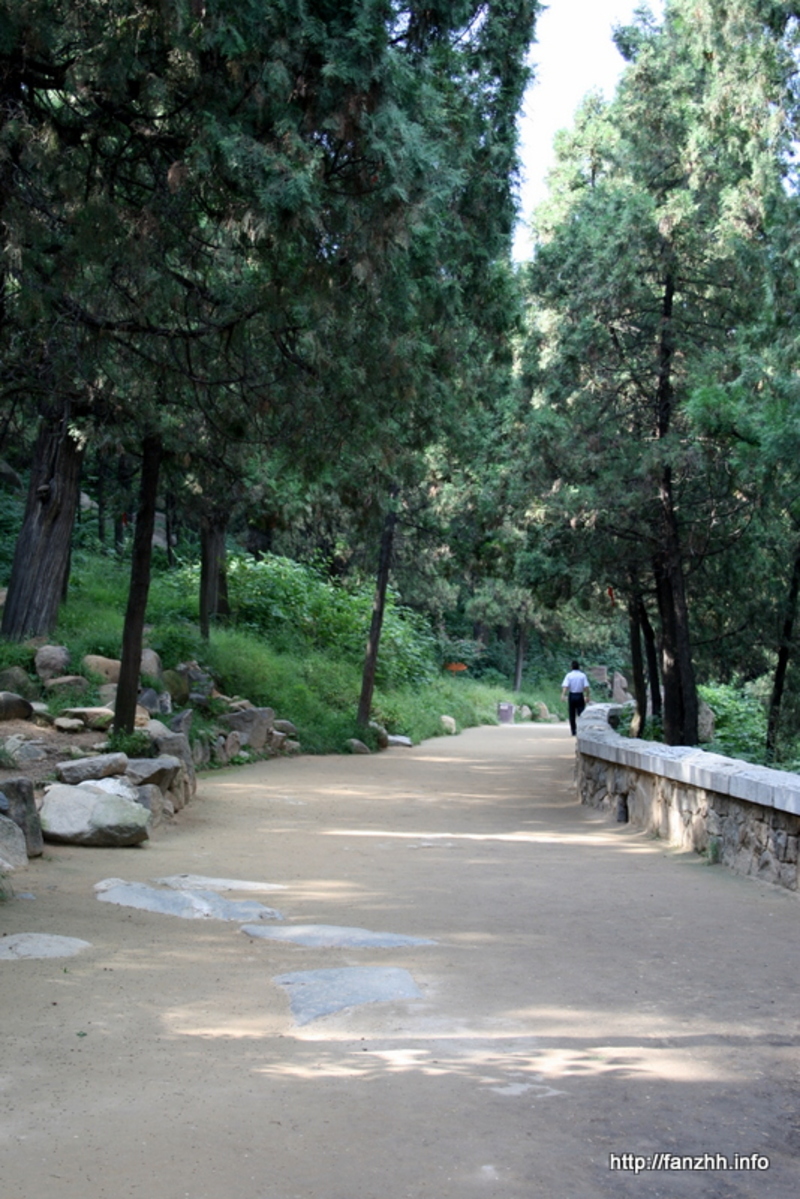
{"left": 698, "top": 682, "right": 768, "bottom": 763}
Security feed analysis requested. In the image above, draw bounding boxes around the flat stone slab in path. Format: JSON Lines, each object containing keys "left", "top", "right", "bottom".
{"left": 0, "top": 933, "right": 91, "bottom": 960}
{"left": 155, "top": 873, "right": 286, "bottom": 892}
{"left": 94, "top": 878, "right": 283, "bottom": 921}
{"left": 273, "top": 966, "right": 423, "bottom": 1025}
{"left": 242, "top": 922, "right": 436, "bottom": 948}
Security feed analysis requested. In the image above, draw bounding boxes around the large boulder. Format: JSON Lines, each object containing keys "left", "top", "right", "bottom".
{"left": 44, "top": 675, "right": 90, "bottom": 695}
{"left": 698, "top": 699, "right": 716, "bottom": 743}
{"left": 56, "top": 752, "right": 129, "bottom": 786}
{"left": 78, "top": 776, "right": 141, "bottom": 802}
{"left": 125, "top": 755, "right": 181, "bottom": 792}
{"left": 145, "top": 723, "right": 196, "bottom": 809}
{"left": 34, "top": 644, "right": 70, "bottom": 682}
{"left": 135, "top": 784, "right": 169, "bottom": 827}
{"left": 139, "top": 648, "right": 163, "bottom": 680}
{"left": 0, "top": 667, "right": 38, "bottom": 701}
{"left": 40, "top": 783, "right": 150, "bottom": 847}
{"left": 218, "top": 706, "right": 274, "bottom": 751}
{"left": 0, "top": 777, "right": 43, "bottom": 857}
{"left": 82, "top": 654, "right": 121, "bottom": 683}
{"left": 61, "top": 706, "right": 115, "bottom": 730}
{"left": 2, "top": 733, "right": 47, "bottom": 764}
{"left": 0, "top": 692, "right": 33, "bottom": 721}
{"left": 0, "top": 813, "right": 28, "bottom": 870}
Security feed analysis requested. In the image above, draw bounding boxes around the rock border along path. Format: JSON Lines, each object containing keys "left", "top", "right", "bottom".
{"left": 1, "top": 723, "right": 798, "bottom": 1199}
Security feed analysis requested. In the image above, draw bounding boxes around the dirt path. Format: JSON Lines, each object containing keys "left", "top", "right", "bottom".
{"left": 2, "top": 724, "right": 798, "bottom": 1199}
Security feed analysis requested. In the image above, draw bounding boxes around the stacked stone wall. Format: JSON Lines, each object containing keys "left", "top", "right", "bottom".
{"left": 576, "top": 706, "right": 800, "bottom": 893}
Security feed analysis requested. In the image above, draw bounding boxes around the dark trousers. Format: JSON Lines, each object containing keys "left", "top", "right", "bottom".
{"left": 568, "top": 692, "right": 586, "bottom": 735}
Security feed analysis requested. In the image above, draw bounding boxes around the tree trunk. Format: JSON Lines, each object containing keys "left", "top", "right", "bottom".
{"left": 1, "top": 406, "right": 85, "bottom": 640}
{"left": 199, "top": 509, "right": 229, "bottom": 640}
{"left": 96, "top": 450, "right": 108, "bottom": 547}
{"left": 652, "top": 267, "right": 697, "bottom": 746}
{"left": 653, "top": 491, "right": 698, "bottom": 746}
{"left": 628, "top": 593, "right": 646, "bottom": 738}
{"left": 766, "top": 538, "right": 800, "bottom": 762}
{"left": 357, "top": 496, "right": 398, "bottom": 728}
{"left": 513, "top": 624, "right": 526, "bottom": 692}
{"left": 114, "top": 436, "right": 163, "bottom": 735}
{"left": 638, "top": 595, "right": 661, "bottom": 719}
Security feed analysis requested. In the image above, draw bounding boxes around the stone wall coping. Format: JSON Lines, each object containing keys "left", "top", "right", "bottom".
{"left": 576, "top": 704, "right": 800, "bottom": 818}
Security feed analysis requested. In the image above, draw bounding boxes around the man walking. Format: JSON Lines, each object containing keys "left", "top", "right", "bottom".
{"left": 561, "top": 660, "right": 590, "bottom": 736}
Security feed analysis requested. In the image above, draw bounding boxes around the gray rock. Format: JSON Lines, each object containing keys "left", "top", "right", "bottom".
{"left": 0, "top": 812, "right": 28, "bottom": 869}
{"left": 3, "top": 734, "right": 47, "bottom": 763}
{"left": 268, "top": 730, "right": 287, "bottom": 753}
{"left": 78, "top": 776, "right": 140, "bottom": 802}
{"left": 273, "top": 719, "right": 298, "bottom": 736}
{"left": 146, "top": 730, "right": 196, "bottom": 807}
{"left": 98, "top": 684, "right": 118, "bottom": 707}
{"left": 54, "top": 716, "right": 86, "bottom": 733}
{"left": 369, "top": 721, "right": 390, "bottom": 748}
{"left": 40, "top": 783, "right": 150, "bottom": 846}
{"left": 273, "top": 966, "right": 422, "bottom": 1026}
{"left": 0, "top": 667, "right": 38, "bottom": 701}
{"left": 169, "top": 709, "right": 193, "bottom": 736}
{"left": 157, "top": 691, "right": 172, "bottom": 716}
{"left": 219, "top": 707, "right": 274, "bottom": 751}
{"left": 242, "top": 923, "right": 436, "bottom": 948}
{"left": 34, "top": 644, "right": 70, "bottom": 682}
{"left": 698, "top": 699, "right": 716, "bottom": 743}
{"left": 0, "top": 933, "right": 91, "bottom": 960}
{"left": 346, "top": 738, "right": 371, "bottom": 754}
{"left": 191, "top": 738, "right": 210, "bottom": 767}
{"left": 386, "top": 734, "right": 413, "bottom": 747}
{"left": 0, "top": 777, "right": 43, "bottom": 857}
{"left": 135, "top": 784, "right": 167, "bottom": 826}
{"left": 125, "top": 755, "right": 181, "bottom": 791}
{"left": 57, "top": 752, "right": 129, "bottom": 785}
{"left": 156, "top": 874, "right": 286, "bottom": 893}
{"left": 137, "top": 687, "right": 161, "bottom": 714}
{"left": 611, "top": 671, "right": 633, "bottom": 704}
{"left": 94, "top": 878, "right": 282, "bottom": 921}
{"left": 440, "top": 715, "right": 456, "bottom": 735}
{"left": 44, "top": 674, "right": 90, "bottom": 694}
{"left": 61, "top": 706, "right": 115, "bottom": 730}
{"left": 81, "top": 654, "right": 121, "bottom": 683}
{"left": 139, "top": 648, "right": 163, "bottom": 680}
{"left": 0, "top": 691, "right": 33, "bottom": 721}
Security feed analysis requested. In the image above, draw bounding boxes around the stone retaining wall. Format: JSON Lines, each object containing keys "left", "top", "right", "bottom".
{"left": 576, "top": 705, "right": 800, "bottom": 893}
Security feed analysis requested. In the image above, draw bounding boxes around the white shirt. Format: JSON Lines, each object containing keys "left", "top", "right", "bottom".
{"left": 562, "top": 670, "right": 589, "bottom": 694}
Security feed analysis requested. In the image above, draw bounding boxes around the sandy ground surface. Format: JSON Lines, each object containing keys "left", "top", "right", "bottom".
{"left": 1, "top": 723, "right": 798, "bottom": 1199}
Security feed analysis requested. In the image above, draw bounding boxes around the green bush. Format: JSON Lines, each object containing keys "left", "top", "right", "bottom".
{"left": 698, "top": 682, "right": 768, "bottom": 763}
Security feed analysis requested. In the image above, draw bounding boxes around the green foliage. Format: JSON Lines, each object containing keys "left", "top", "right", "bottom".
{"left": 105, "top": 729, "right": 155, "bottom": 759}
{"left": 145, "top": 624, "right": 205, "bottom": 671}
{"left": 179, "top": 554, "right": 439, "bottom": 687}
{"left": 0, "top": 488, "right": 24, "bottom": 585}
{"left": 0, "top": 641, "right": 36, "bottom": 674}
{"left": 698, "top": 683, "right": 769, "bottom": 764}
